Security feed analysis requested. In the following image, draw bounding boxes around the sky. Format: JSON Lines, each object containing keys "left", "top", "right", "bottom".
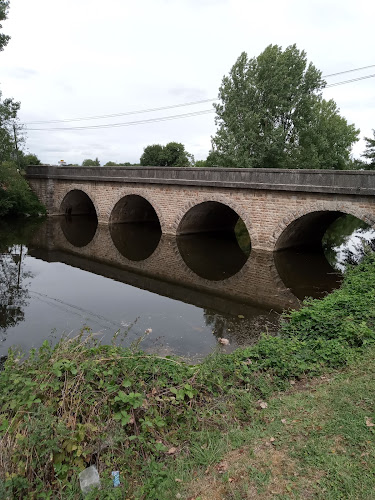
{"left": 0, "top": 0, "right": 374, "bottom": 165}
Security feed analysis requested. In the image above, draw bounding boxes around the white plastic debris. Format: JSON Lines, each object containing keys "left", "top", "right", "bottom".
{"left": 79, "top": 465, "right": 101, "bottom": 495}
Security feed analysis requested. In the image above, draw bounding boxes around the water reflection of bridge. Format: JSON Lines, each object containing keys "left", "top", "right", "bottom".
{"left": 29, "top": 218, "right": 341, "bottom": 316}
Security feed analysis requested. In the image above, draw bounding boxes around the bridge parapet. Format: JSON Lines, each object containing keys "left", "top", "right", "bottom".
{"left": 26, "top": 165, "right": 375, "bottom": 195}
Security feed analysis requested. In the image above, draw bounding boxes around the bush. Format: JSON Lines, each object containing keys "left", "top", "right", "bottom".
{"left": 0, "top": 161, "right": 46, "bottom": 217}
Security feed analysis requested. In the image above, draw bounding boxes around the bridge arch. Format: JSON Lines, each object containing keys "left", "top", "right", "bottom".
{"left": 109, "top": 194, "right": 161, "bottom": 226}
{"left": 59, "top": 189, "right": 98, "bottom": 217}
{"left": 56, "top": 184, "right": 100, "bottom": 219}
{"left": 274, "top": 205, "right": 375, "bottom": 251}
{"left": 174, "top": 195, "right": 253, "bottom": 241}
{"left": 106, "top": 190, "right": 166, "bottom": 231}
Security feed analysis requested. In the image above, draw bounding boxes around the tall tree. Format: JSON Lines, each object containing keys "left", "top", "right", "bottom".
{"left": 0, "top": 91, "right": 22, "bottom": 164}
{"left": 212, "top": 44, "right": 359, "bottom": 169}
{"left": 362, "top": 130, "right": 375, "bottom": 168}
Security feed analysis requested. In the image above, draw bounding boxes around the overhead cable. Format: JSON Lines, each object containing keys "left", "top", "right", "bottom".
{"left": 24, "top": 64, "right": 375, "bottom": 125}
{"left": 26, "top": 73, "right": 375, "bottom": 132}
{"left": 26, "top": 108, "right": 215, "bottom": 131}
{"left": 325, "top": 73, "right": 375, "bottom": 88}
{"left": 24, "top": 98, "right": 217, "bottom": 125}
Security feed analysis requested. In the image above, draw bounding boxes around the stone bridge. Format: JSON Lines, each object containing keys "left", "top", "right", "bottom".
{"left": 26, "top": 165, "right": 375, "bottom": 252}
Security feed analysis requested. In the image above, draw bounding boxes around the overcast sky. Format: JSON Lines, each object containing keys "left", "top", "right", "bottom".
{"left": 0, "top": 0, "right": 374, "bottom": 165}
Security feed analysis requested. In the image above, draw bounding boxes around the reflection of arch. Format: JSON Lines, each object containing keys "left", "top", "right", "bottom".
{"left": 110, "top": 223, "right": 161, "bottom": 262}
{"left": 274, "top": 207, "right": 374, "bottom": 251}
{"left": 109, "top": 194, "right": 161, "bottom": 226}
{"left": 59, "top": 189, "right": 97, "bottom": 217}
{"left": 176, "top": 201, "right": 250, "bottom": 281}
{"left": 60, "top": 216, "right": 98, "bottom": 248}
{"left": 109, "top": 195, "right": 161, "bottom": 262}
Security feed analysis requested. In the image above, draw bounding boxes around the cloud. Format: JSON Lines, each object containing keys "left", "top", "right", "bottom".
{"left": 168, "top": 87, "right": 208, "bottom": 100}
{"left": 4, "top": 67, "right": 38, "bottom": 79}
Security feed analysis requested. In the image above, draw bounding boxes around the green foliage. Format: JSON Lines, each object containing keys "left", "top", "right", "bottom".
{"left": 0, "top": 160, "right": 46, "bottom": 216}
{"left": 140, "top": 142, "right": 194, "bottom": 167}
{"left": 362, "top": 129, "right": 375, "bottom": 168}
{"left": 194, "top": 159, "right": 206, "bottom": 168}
{"left": 82, "top": 157, "right": 100, "bottom": 166}
{"left": 0, "top": 0, "right": 10, "bottom": 52}
{"left": 279, "top": 253, "right": 375, "bottom": 347}
{"left": 212, "top": 44, "right": 359, "bottom": 169}
{"left": 0, "top": 90, "right": 23, "bottom": 164}
{"left": 104, "top": 161, "right": 134, "bottom": 166}
{"left": 139, "top": 144, "right": 164, "bottom": 166}
{"left": 19, "top": 152, "right": 41, "bottom": 168}
{"left": 0, "top": 255, "right": 374, "bottom": 497}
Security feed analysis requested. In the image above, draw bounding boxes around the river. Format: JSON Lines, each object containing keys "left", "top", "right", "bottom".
{"left": 0, "top": 215, "right": 373, "bottom": 360}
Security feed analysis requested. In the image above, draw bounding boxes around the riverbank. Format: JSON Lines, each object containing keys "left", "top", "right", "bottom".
{"left": 0, "top": 254, "right": 374, "bottom": 499}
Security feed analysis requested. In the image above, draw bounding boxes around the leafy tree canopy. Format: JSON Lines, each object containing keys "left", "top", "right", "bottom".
{"left": 0, "top": 0, "right": 10, "bottom": 52}
{"left": 0, "top": 90, "right": 22, "bottom": 164}
{"left": 211, "top": 44, "right": 359, "bottom": 170}
{"left": 194, "top": 160, "right": 207, "bottom": 168}
{"left": 140, "top": 142, "right": 194, "bottom": 167}
{"left": 0, "top": 161, "right": 45, "bottom": 216}
{"left": 19, "top": 153, "right": 41, "bottom": 168}
{"left": 362, "top": 130, "right": 375, "bottom": 168}
{"left": 82, "top": 157, "right": 100, "bottom": 166}
{"left": 140, "top": 144, "right": 164, "bottom": 166}
{"left": 104, "top": 161, "right": 133, "bottom": 166}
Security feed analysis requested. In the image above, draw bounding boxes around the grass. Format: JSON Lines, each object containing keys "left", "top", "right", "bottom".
{"left": 184, "top": 348, "right": 375, "bottom": 499}
{"left": 0, "top": 254, "right": 375, "bottom": 499}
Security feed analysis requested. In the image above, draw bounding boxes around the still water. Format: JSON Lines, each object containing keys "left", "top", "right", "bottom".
{"left": 0, "top": 215, "right": 373, "bottom": 360}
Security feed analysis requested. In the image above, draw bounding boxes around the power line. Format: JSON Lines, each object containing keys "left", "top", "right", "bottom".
{"left": 24, "top": 98, "right": 217, "bottom": 125}
{"left": 26, "top": 73, "right": 375, "bottom": 132}
{"left": 325, "top": 73, "right": 375, "bottom": 88}
{"left": 24, "top": 64, "right": 375, "bottom": 126}
{"left": 323, "top": 64, "right": 375, "bottom": 78}
{"left": 26, "top": 108, "right": 215, "bottom": 131}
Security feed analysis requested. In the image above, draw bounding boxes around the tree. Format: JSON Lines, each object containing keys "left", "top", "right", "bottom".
{"left": 82, "top": 157, "right": 100, "bottom": 166}
{"left": 0, "top": 90, "right": 23, "bottom": 164}
{"left": 140, "top": 142, "right": 194, "bottom": 167}
{"left": 140, "top": 144, "right": 164, "bottom": 166}
{"left": 195, "top": 160, "right": 207, "bottom": 168}
{"left": 0, "top": 0, "right": 10, "bottom": 52}
{"left": 211, "top": 44, "right": 359, "bottom": 169}
{"left": 19, "top": 153, "right": 41, "bottom": 168}
{"left": 0, "top": 161, "right": 45, "bottom": 216}
{"left": 362, "top": 130, "right": 375, "bottom": 168}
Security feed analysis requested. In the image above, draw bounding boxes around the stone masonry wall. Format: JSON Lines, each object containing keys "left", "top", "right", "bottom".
{"left": 28, "top": 177, "right": 375, "bottom": 252}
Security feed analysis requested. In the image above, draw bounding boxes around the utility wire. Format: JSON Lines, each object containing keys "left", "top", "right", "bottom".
{"left": 26, "top": 109, "right": 215, "bottom": 131}
{"left": 323, "top": 64, "right": 375, "bottom": 78}
{"left": 26, "top": 73, "right": 375, "bottom": 132}
{"left": 325, "top": 73, "right": 375, "bottom": 88}
{"left": 24, "top": 64, "right": 375, "bottom": 126}
{"left": 25, "top": 98, "right": 217, "bottom": 125}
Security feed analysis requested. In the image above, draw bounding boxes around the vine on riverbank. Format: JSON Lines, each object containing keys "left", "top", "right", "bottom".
{"left": 0, "top": 254, "right": 375, "bottom": 498}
